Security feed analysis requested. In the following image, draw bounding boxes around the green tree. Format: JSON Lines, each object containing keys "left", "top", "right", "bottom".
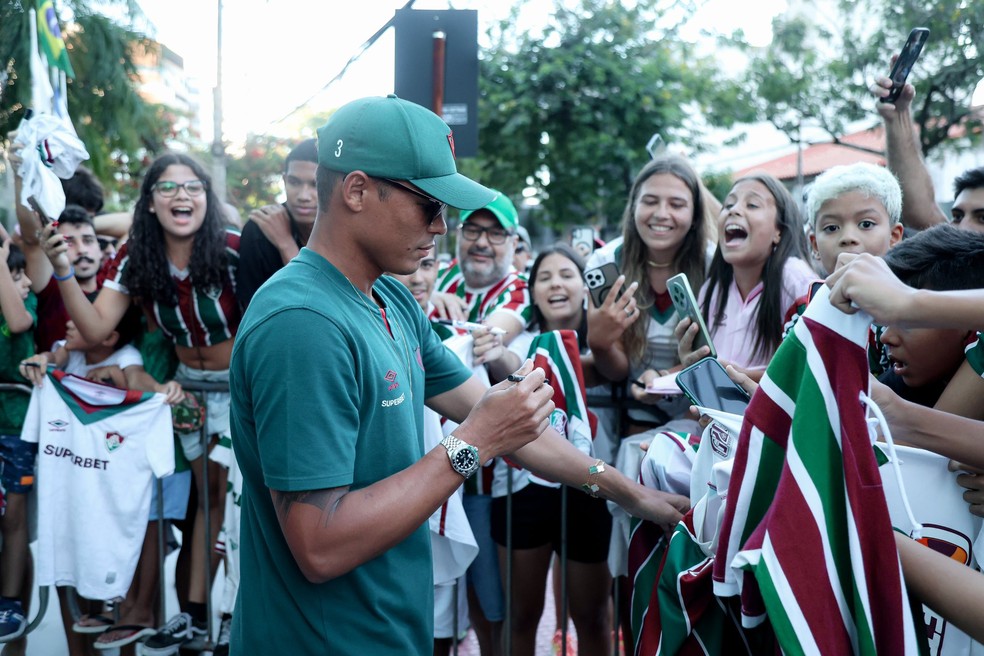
{"left": 461, "top": 0, "right": 750, "bottom": 233}
{"left": 222, "top": 133, "right": 294, "bottom": 212}
{"left": 741, "top": 0, "right": 984, "bottom": 157}
{"left": 1, "top": 0, "right": 173, "bottom": 195}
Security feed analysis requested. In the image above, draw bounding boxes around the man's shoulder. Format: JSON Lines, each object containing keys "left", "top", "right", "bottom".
{"left": 586, "top": 238, "right": 621, "bottom": 268}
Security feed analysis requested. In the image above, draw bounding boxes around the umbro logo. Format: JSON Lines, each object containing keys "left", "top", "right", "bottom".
{"left": 48, "top": 419, "right": 69, "bottom": 431}
{"left": 385, "top": 370, "right": 399, "bottom": 392}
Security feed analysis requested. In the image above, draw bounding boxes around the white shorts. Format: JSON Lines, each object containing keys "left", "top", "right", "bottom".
{"left": 433, "top": 575, "right": 469, "bottom": 640}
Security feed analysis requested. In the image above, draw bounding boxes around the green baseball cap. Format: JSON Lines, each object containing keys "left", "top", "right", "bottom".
{"left": 316, "top": 95, "right": 496, "bottom": 210}
{"left": 459, "top": 190, "right": 519, "bottom": 231}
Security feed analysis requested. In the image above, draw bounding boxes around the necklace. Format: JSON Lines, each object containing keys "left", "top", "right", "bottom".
{"left": 647, "top": 260, "right": 673, "bottom": 268}
{"left": 344, "top": 275, "right": 414, "bottom": 400}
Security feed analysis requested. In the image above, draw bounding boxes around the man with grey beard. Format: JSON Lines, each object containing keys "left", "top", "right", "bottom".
{"left": 431, "top": 191, "right": 530, "bottom": 344}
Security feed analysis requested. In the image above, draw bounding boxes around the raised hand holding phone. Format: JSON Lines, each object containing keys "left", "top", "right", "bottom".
{"left": 585, "top": 269, "right": 639, "bottom": 352}
{"left": 668, "top": 272, "right": 717, "bottom": 363}
{"left": 880, "top": 28, "right": 929, "bottom": 104}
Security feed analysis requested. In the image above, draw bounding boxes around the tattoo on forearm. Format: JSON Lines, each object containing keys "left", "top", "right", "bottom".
{"left": 273, "top": 488, "right": 349, "bottom": 528}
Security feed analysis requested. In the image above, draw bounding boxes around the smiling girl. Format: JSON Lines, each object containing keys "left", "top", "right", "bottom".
{"left": 684, "top": 173, "right": 815, "bottom": 370}
{"left": 41, "top": 152, "right": 240, "bottom": 649}
{"left": 587, "top": 155, "right": 717, "bottom": 433}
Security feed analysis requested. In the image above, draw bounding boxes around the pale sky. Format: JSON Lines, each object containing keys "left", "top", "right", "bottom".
{"left": 133, "top": 0, "right": 787, "bottom": 147}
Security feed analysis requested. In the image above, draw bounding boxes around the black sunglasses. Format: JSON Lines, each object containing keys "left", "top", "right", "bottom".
{"left": 377, "top": 177, "right": 447, "bottom": 224}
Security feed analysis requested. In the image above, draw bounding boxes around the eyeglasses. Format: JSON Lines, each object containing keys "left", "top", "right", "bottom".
{"left": 460, "top": 222, "right": 512, "bottom": 245}
{"left": 152, "top": 180, "right": 207, "bottom": 198}
{"left": 377, "top": 177, "right": 446, "bottom": 224}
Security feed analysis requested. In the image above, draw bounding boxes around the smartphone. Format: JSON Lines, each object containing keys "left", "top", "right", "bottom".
{"left": 667, "top": 272, "right": 717, "bottom": 359}
{"left": 584, "top": 262, "right": 620, "bottom": 307}
{"left": 808, "top": 279, "right": 825, "bottom": 302}
{"left": 675, "top": 356, "right": 751, "bottom": 415}
{"left": 27, "top": 195, "right": 51, "bottom": 226}
{"left": 881, "top": 27, "right": 929, "bottom": 104}
{"left": 571, "top": 227, "right": 595, "bottom": 258}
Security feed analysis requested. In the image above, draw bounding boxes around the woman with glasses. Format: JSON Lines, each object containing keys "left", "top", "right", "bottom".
{"left": 40, "top": 152, "right": 241, "bottom": 652}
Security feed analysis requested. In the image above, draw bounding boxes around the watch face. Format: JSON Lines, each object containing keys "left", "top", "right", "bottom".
{"left": 453, "top": 447, "right": 479, "bottom": 473}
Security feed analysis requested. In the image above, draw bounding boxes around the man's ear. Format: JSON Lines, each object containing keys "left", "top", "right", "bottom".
{"left": 339, "top": 171, "right": 371, "bottom": 213}
{"left": 889, "top": 222, "right": 904, "bottom": 248}
{"left": 102, "top": 330, "right": 120, "bottom": 348}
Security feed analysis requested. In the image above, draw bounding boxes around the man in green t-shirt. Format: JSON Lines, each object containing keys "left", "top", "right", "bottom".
{"left": 229, "top": 95, "right": 689, "bottom": 655}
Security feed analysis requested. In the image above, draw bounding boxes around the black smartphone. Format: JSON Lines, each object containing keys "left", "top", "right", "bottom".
{"left": 675, "top": 356, "right": 751, "bottom": 415}
{"left": 27, "top": 195, "right": 51, "bottom": 226}
{"left": 808, "top": 280, "right": 825, "bottom": 302}
{"left": 584, "top": 262, "right": 620, "bottom": 307}
{"left": 881, "top": 27, "right": 929, "bottom": 104}
{"left": 668, "top": 272, "right": 717, "bottom": 359}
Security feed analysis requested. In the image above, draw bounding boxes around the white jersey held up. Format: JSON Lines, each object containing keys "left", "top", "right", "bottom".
{"left": 21, "top": 372, "right": 175, "bottom": 600}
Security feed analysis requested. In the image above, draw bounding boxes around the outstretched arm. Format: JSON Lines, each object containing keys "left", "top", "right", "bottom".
{"left": 870, "top": 73, "right": 946, "bottom": 230}
{"left": 895, "top": 533, "right": 984, "bottom": 643}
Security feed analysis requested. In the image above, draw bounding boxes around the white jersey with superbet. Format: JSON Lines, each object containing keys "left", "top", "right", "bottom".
{"left": 21, "top": 371, "right": 174, "bottom": 600}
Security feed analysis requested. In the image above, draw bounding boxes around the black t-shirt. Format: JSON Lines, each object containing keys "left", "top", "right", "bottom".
{"left": 235, "top": 204, "right": 305, "bottom": 309}
{"left": 877, "top": 368, "right": 948, "bottom": 408}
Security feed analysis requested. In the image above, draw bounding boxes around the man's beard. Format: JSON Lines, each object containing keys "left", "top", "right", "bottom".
{"left": 73, "top": 257, "right": 98, "bottom": 282}
{"left": 460, "top": 253, "right": 509, "bottom": 289}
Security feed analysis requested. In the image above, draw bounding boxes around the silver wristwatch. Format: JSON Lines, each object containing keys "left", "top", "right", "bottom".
{"left": 440, "top": 433, "right": 480, "bottom": 478}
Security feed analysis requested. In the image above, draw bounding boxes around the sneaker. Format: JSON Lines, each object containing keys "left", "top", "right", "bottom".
{"left": 212, "top": 614, "right": 232, "bottom": 656}
{"left": 142, "top": 612, "right": 203, "bottom": 655}
{"left": 0, "top": 599, "right": 26, "bottom": 643}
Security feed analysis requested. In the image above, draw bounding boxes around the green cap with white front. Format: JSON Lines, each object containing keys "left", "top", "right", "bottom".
{"left": 459, "top": 190, "right": 519, "bottom": 231}
{"left": 316, "top": 94, "right": 496, "bottom": 210}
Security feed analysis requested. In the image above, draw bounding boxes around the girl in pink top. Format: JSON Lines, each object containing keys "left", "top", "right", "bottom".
{"left": 683, "top": 173, "right": 816, "bottom": 370}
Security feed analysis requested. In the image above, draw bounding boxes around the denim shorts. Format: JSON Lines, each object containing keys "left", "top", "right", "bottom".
{"left": 0, "top": 434, "right": 38, "bottom": 494}
{"left": 148, "top": 470, "right": 192, "bottom": 521}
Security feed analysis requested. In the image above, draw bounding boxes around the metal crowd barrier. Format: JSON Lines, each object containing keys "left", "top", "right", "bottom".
{"left": 497, "top": 383, "right": 648, "bottom": 656}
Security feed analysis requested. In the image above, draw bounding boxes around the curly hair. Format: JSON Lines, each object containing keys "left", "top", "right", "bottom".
{"left": 123, "top": 153, "right": 229, "bottom": 305}
{"left": 700, "top": 173, "right": 809, "bottom": 362}
{"left": 619, "top": 155, "right": 712, "bottom": 363}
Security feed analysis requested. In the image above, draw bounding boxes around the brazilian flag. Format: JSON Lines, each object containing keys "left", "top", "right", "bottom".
{"left": 36, "top": 0, "right": 75, "bottom": 78}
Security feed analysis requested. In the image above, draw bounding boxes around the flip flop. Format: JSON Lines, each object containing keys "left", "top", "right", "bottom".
{"left": 72, "top": 613, "right": 115, "bottom": 634}
{"left": 94, "top": 625, "right": 156, "bottom": 649}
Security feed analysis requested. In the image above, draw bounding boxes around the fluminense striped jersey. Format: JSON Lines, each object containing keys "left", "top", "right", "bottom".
{"left": 965, "top": 332, "right": 984, "bottom": 377}
{"left": 492, "top": 330, "right": 595, "bottom": 496}
{"left": 104, "top": 229, "right": 241, "bottom": 348}
{"left": 633, "top": 511, "right": 775, "bottom": 656}
{"left": 431, "top": 259, "right": 532, "bottom": 328}
{"left": 712, "top": 286, "right": 921, "bottom": 655}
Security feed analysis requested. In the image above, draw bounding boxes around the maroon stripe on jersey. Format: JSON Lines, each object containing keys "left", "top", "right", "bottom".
{"left": 805, "top": 318, "right": 910, "bottom": 653}
{"left": 743, "top": 476, "right": 854, "bottom": 654}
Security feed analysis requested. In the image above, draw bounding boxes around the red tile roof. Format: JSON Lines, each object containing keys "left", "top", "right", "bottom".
{"left": 734, "top": 125, "right": 886, "bottom": 181}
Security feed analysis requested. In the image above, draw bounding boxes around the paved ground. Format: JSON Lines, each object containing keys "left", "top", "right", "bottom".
{"left": 20, "top": 544, "right": 589, "bottom": 656}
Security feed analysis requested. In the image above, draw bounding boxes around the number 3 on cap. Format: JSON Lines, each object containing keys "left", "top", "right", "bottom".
{"left": 335, "top": 140, "right": 343, "bottom": 157}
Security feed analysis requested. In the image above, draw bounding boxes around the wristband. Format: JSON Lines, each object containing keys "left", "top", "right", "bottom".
{"left": 53, "top": 266, "right": 75, "bottom": 282}
{"left": 581, "top": 459, "right": 606, "bottom": 497}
